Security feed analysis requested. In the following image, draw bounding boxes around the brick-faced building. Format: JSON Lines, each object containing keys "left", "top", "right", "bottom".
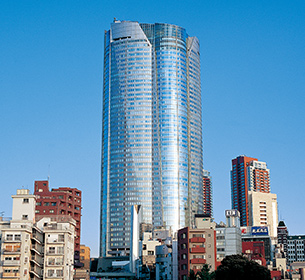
{"left": 178, "top": 215, "right": 216, "bottom": 280}
{"left": 34, "top": 180, "right": 82, "bottom": 266}
{"left": 203, "top": 170, "right": 212, "bottom": 217}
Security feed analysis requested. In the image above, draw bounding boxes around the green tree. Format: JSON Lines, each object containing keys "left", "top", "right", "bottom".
{"left": 215, "top": 255, "right": 271, "bottom": 280}
{"left": 197, "top": 264, "right": 215, "bottom": 280}
{"left": 188, "top": 269, "right": 197, "bottom": 280}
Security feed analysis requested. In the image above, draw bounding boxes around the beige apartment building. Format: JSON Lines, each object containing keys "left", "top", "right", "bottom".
{"left": 178, "top": 215, "right": 217, "bottom": 280}
{"left": 248, "top": 190, "right": 278, "bottom": 242}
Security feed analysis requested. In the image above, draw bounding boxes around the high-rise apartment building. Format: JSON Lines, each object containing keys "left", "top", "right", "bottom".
{"left": 231, "top": 155, "right": 270, "bottom": 226}
{"left": 34, "top": 180, "right": 82, "bottom": 266}
{"left": 203, "top": 170, "right": 212, "bottom": 217}
{"left": 101, "top": 20, "right": 203, "bottom": 256}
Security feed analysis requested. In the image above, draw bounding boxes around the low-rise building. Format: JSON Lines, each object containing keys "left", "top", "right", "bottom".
{"left": 287, "top": 236, "right": 305, "bottom": 264}
{"left": 80, "top": 244, "right": 91, "bottom": 270}
{"left": 216, "top": 210, "right": 242, "bottom": 263}
{"left": 0, "top": 189, "right": 76, "bottom": 280}
{"left": 241, "top": 225, "right": 272, "bottom": 263}
{"left": 178, "top": 214, "right": 216, "bottom": 280}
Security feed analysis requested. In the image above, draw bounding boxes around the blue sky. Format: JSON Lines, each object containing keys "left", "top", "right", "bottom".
{"left": 1, "top": 0, "right": 304, "bottom": 257}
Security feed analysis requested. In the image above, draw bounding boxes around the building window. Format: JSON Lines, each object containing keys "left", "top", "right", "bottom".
{"left": 49, "top": 247, "right": 55, "bottom": 254}
{"left": 6, "top": 234, "right": 13, "bottom": 241}
{"left": 15, "top": 234, "right": 21, "bottom": 241}
{"left": 56, "top": 270, "right": 63, "bottom": 277}
{"left": 57, "top": 247, "right": 64, "bottom": 254}
{"left": 49, "top": 210, "right": 54, "bottom": 213}
{"left": 48, "top": 269, "right": 54, "bottom": 277}
{"left": 23, "top": 198, "right": 29, "bottom": 203}
{"left": 51, "top": 202, "right": 57, "bottom": 206}
{"left": 22, "top": 215, "right": 28, "bottom": 220}
{"left": 48, "top": 258, "right": 55, "bottom": 265}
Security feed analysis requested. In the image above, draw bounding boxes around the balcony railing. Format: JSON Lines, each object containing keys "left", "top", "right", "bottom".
{"left": 2, "top": 248, "right": 21, "bottom": 254}
{"left": 190, "top": 237, "right": 206, "bottom": 243}
{"left": 2, "top": 238, "right": 21, "bottom": 243}
{"left": 190, "top": 247, "right": 206, "bottom": 253}
{"left": 46, "top": 251, "right": 64, "bottom": 256}
{"left": 1, "top": 272, "right": 20, "bottom": 277}
{"left": 190, "top": 258, "right": 206, "bottom": 264}
{"left": 2, "top": 260, "right": 21, "bottom": 266}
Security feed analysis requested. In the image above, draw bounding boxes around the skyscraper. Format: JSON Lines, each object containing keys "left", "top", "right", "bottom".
{"left": 231, "top": 155, "right": 270, "bottom": 226}
{"left": 101, "top": 20, "right": 203, "bottom": 256}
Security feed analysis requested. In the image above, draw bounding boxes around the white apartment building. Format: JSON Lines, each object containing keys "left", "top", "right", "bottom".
{"left": 37, "top": 216, "right": 75, "bottom": 279}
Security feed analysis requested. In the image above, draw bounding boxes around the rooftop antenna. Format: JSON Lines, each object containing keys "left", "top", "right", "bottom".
{"left": 48, "top": 164, "right": 50, "bottom": 183}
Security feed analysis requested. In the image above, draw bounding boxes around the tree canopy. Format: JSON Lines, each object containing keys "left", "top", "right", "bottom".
{"left": 215, "top": 255, "right": 271, "bottom": 280}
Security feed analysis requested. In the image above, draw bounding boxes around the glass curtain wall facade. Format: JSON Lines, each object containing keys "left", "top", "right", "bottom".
{"left": 101, "top": 20, "right": 203, "bottom": 257}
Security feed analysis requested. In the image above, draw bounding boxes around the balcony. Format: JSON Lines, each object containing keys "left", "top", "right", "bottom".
{"left": 190, "top": 246, "right": 206, "bottom": 253}
{"left": 2, "top": 260, "right": 21, "bottom": 266}
{"left": 190, "top": 258, "right": 206, "bottom": 264}
{"left": 2, "top": 248, "right": 21, "bottom": 254}
{"left": 30, "top": 255, "right": 43, "bottom": 266}
{"left": 1, "top": 272, "right": 20, "bottom": 278}
{"left": 2, "top": 238, "right": 21, "bottom": 243}
{"left": 46, "top": 251, "right": 64, "bottom": 256}
{"left": 31, "top": 245, "right": 43, "bottom": 255}
{"left": 190, "top": 237, "right": 205, "bottom": 243}
{"left": 30, "top": 267, "right": 43, "bottom": 278}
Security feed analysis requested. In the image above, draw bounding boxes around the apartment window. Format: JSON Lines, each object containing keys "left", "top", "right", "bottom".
{"left": 49, "top": 247, "right": 55, "bottom": 254}
{"left": 58, "top": 235, "right": 64, "bottom": 242}
{"left": 48, "top": 269, "right": 54, "bottom": 277}
{"left": 51, "top": 202, "right": 57, "bottom": 206}
{"left": 56, "top": 258, "right": 63, "bottom": 265}
{"left": 56, "top": 270, "right": 63, "bottom": 277}
{"left": 48, "top": 258, "right": 55, "bottom": 265}
{"left": 15, "top": 234, "right": 21, "bottom": 241}
{"left": 44, "top": 202, "right": 49, "bottom": 206}
{"left": 22, "top": 215, "right": 28, "bottom": 220}
{"left": 57, "top": 247, "right": 64, "bottom": 254}
{"left": 36, "top": 202, "right": 41, "bottom": 206}
{"left": 6, "top": 234, "right": 13, "bottom": 241}
{"left": 49, "top": 210, "right": 54, "bottom": 213}
{"left": 23, "top": 198, "right": 29, "bottom": 203}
